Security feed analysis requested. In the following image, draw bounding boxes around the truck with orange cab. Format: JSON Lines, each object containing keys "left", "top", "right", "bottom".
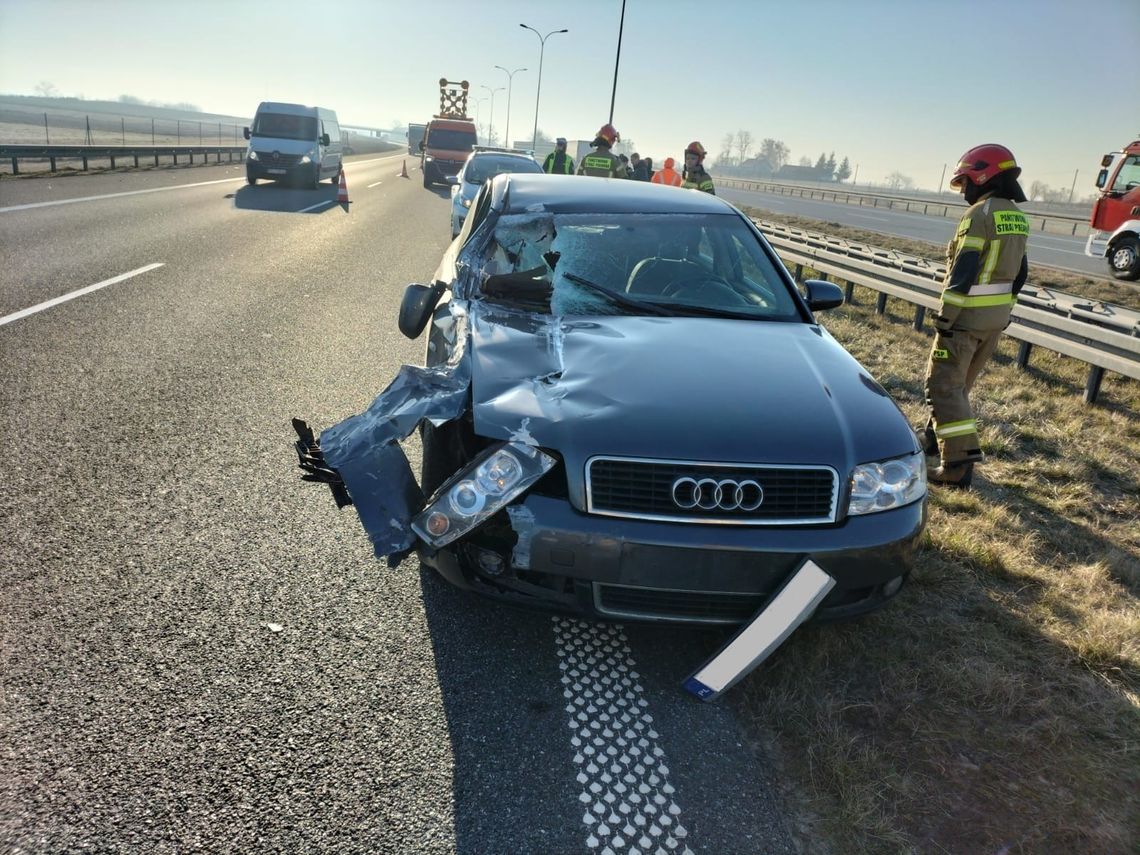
{"left": 420, "top": 78, "right": 477, "bottom": 189}
{"left": 1086, "top": 140, "right": 1140, "bottom": 280}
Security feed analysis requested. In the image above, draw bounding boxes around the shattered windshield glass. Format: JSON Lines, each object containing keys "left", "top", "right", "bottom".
{"left": 479, "top": 212, "right": 801, "bottom": 320}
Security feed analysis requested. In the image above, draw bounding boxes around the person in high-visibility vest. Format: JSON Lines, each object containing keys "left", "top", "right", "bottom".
{"left": 651, "top": 156, "right": 683, "bottom": 187}
{"left": 543, "top": 137, "right": 575, "bottom": 174}
{"left": 919, "top": 143, "right": 1029, "bottom": 488}
{"left": 576, "top": 124, "right": 627, "bottom": 178}
{"left": 680, "top": 141, "right": 715, "bottom": 194}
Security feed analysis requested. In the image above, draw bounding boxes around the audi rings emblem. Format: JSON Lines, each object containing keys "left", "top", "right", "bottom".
{"left": 671, "top": 477, "right": 764, "bottom": 512}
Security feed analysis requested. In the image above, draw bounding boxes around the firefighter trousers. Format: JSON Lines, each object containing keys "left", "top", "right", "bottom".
{"left": 923, "top": 327, "right": 1002, "bottom": 466}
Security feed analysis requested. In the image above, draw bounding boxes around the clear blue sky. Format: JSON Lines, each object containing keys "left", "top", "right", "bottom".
{"left": 1, "top": 0, "right": 1137, "bottom": 192}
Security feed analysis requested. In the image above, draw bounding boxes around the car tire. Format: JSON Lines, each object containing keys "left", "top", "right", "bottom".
{"left": 246, "top": 173, "right": 257, "bottom": 186}
{"left": 1108, "top": 235, "right": 1140, "bottom": 281}
{"left": 423, "top": 171, "right": 432, "bottom": 189}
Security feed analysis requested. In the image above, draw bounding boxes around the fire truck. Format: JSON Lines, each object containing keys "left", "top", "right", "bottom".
{"left": 1085, "top": 140, "right": 1140, "bottom": 280}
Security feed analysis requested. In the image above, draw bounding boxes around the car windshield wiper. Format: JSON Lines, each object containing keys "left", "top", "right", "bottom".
{"left": 653, "top": 301, "right": 760, "bottom": 320}
{"left": 561, "top": 272, "right": 678, "bottom": 317}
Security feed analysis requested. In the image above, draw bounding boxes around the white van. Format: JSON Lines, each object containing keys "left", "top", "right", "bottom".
{"left": 243, "top": 102, "right": 343, "bottom": 189}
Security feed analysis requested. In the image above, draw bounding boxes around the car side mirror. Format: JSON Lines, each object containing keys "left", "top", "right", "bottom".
{"left": 398, "top": 281, "right": 448, "bottom": 339}
{"left": 1095, "top": 169, "right": 1108, "bottom": 189}
{"left": 803, "top": 279, "right": 844, "bottom": 311}
{"left": 445, "top": 174, "right": 459, "bottom": 185}
{"left": 320, "top": 133, "right": 331, "bottom": 147}
{"left": 243, "top": 127, "right": 251, "bottom": 140}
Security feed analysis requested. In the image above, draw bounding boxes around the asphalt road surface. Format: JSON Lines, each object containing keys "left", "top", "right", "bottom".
{"left": 717, "top": 183, "right": 1108, "bottom": 279}
{"left": 1, "top": 157, "right": 797, "bottom": 854}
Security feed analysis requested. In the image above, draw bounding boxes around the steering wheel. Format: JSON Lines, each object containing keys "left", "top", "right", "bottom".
{"left": 661, "top": 274, "right": 746, "bottom": 304}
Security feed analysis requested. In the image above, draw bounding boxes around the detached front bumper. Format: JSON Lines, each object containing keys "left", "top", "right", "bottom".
{"left": 419, "top": 492, "right": 925, "bottom": 625}
{"left": 1085, "top": 231, "right": 1109, "bottom": 258}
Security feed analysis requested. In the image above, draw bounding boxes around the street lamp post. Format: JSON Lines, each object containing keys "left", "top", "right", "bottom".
{"left": 472, "top": 97, "right": 488, "bottom": 145}
{"left": 494, "top": 65, "right": 526, "bottom": 149}
{"left": 520, "top": 24, "right": 568, "bottom": 150}
{"left": 480, "top": 85, "right": 504, "bottom": 146}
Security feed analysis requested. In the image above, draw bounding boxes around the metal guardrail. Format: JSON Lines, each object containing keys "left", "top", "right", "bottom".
{"left": 1, "top": 144, "right": 246, "bottom": 174}
{"left": 757, "top": 220, "right": 1139, "bottom": 404}
{"left": 725, "top": 178, "right": 1090, "bottom": 237}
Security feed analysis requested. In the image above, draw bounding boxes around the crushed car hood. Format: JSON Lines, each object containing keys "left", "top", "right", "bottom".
{"left": 468, "top": 310, "right": 916, "bottom": 498}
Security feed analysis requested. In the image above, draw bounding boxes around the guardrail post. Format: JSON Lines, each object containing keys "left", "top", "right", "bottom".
{"left": 82, "top": 154, "right": 88, "bottom": 170}
{"left": 1016, "top": 341, "right": 1033, "bottom": 368}
{"left": 110, "top": 154, "right": 116, "bottom": 169}
{"left": 794, "top": 264, "right": 804, "bottom": 281}
{"left": 173, "top": 152, "right": 178, "bottom": 165}
{"left": 913, "top": 306, "right": 925, "bottom": 331}
{"left": 50, "top": 156, "right": 56, "bottom": 172}
{"left": 10, "top": 156, "right": 17, "bottom": 174}
{"left": 154, "top": 152, "right": 159, "bottom": 167}
{"left": 845, "top": 281, "right": 855, "bottom": 303}
{"left": 876, "top": 293, "right": 889, "bottom": 315}
{"left": 1084, "top": 366, "right": 1104, "bottom": 403}
{"left": 133, "top": 153, "right": 139, "bottom": 168}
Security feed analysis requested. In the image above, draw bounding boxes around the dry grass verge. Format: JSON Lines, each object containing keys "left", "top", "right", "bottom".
{"left": 728, "top": 210, "right": 1139, "bottom": 853}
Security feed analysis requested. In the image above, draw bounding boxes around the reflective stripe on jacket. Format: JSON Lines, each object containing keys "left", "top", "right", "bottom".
{"left": 577, "top": 147, "right": 626, "bottom": 178}
{"left": 543, "top": 151, "right": 575, "bottom": 174}
{"left": 681, "top": 167, "right": 715, "bottom": 194}
{"left": 939, "top": 194, "right": 1029, "bottom": 331}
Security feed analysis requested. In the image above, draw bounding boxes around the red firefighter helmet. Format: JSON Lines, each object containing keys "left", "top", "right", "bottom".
{"left": 949, "top": 143, "right": 1021, "bottom": 189}
{"left": 595, "top": 123, "right": 620, "bottom": 146}
{"left": 684, "top": 140, "right": 707, "bottom": 162}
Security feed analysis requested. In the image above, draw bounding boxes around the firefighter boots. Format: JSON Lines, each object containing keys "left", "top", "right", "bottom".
{"left": 927, "top": 461, "right": 974, "bottom": 489}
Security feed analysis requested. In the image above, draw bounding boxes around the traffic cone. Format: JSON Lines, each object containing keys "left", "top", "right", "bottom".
{"left": 336, "top": 167, "right": 350, "bottom": 203}
{"left": 400, "top": 159, "right": 409, "bottom": 179}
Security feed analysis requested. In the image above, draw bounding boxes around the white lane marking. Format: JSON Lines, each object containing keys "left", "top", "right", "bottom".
{"left": 367, "top": 181, "right": 384, "bottom": 188}
{"left": 0, "top": 263, "right": 164, "bottom": 327}
{"left": 297, "top": 199, "right": 337, "bottom": 213}
{"left": 0, "top": 178, "right": 246, "bottom": 213}
{"left": 553, "top": 618, "right": 694, "bottom": 855}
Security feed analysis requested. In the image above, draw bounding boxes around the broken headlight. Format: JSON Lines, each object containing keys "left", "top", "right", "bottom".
{"left": 847, "top": 452, "right": 926, "bottom": 516}
{"left": 412, "top": 441, "right": 555, "bottom": 547}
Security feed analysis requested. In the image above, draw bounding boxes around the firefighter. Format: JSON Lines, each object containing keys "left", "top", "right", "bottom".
{"left": 577, "top": 124, "right": 627, "bottom": 178}
{"left": 651, "top": 156, "right": 683, "bottom": 186}
{"left": 681, "top": 141, "right": 715, "bottom": 194}
{"left": 920, "top": 143, "right": 1030, "bottom": 488}
{"left": 543, "top": 137, "right": 575, "bottom": 174}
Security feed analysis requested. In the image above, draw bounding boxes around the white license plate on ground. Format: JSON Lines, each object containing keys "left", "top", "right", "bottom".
{"left": 683, "top": 559, "right": 835, "bottom": 701}
{"left": 267, "top": 168, "right": 286, "bottom": 175}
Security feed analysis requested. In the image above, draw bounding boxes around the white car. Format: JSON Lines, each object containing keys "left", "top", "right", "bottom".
{"left": 450, "top": 148, "right": 542, "bottom": 238}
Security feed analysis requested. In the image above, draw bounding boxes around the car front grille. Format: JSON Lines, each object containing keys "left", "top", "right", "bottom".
{"left": 586, "top": 456, "right": 837, "bottom": 524}
{"left": 255, "top": 151, "right": 303, "bottom": 166}
{"left": 595, "top": 584, "right": 766, "bottom": 624}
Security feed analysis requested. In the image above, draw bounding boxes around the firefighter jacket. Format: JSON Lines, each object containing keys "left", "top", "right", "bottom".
{"left": 543, "top": 150, "right": 575, "bottom": 174}
{"left": 938, "top": 193, "right": 1029, "bottom": 331}
{"left": 681, "top": 166, "right": 715, "bottom": 194}
{"left": 651, "top": 158, "right": 683, "bottom": 186}
{"left": 577, "top": 146, "right": 627, "bottom": 178}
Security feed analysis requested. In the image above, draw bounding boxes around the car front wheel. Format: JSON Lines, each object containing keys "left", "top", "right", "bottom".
{"left": 1108, "top": 235, "right": 1140, "bottom": 280}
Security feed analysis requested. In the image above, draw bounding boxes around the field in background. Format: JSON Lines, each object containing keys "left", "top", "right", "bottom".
{"left": 735, "top": 206, "right": 1139, "bottom": 853}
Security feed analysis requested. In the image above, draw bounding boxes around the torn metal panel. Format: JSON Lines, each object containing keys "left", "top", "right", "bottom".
{"left": 505, "top": 505, "right": 537, "bottom": 570}
{"left": 315, "top": 348, "right": 473, "bottom": 560}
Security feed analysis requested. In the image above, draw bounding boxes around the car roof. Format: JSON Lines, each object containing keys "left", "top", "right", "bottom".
{"left": 498, "top": 173, "right": 735, "bottom": 215}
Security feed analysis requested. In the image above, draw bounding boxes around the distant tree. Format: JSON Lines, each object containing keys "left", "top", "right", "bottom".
{"left": 825, "top": 151, "right": 837, "bottom": 177}
{"left": 735, "top": 129, "right": 754, "bottom": 164}
{"left": 885, "top": 171, "right": 914, "bottom": 190}
{"left": 713, "top": 148, "right": 735, "bottom": 169}
{"left": 720, "top": 132, "right": 736, "bottom": 166}
{"left": 533, "top": 128, "right": 554, "bottom": 146}
{"left": 1030, "top": 180, "right": 1051, "bottom": 201}
{"left": 118, "top": 94, "right": 145, "bottom": 105}
{"left": 34, "top": 81, "right": 59, "bottom": 97}
{"left": 391, "top": 118, "right": 403, "bottom": 131}
{"left": 798, "top": 156, "right": 812, "bottom": 167}
{"left": 836, "top": 156, "right": 852, "bottom": 182}
{"left": 814, "top": 152, "right": 828, "bottom": 170}
{"left": 759, "top": 138, "right": 789, "bottom": 172}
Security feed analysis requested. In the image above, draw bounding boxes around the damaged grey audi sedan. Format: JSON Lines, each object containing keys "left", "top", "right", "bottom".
{"left": 295, "top": 173, "right": 927, "bottom": 629}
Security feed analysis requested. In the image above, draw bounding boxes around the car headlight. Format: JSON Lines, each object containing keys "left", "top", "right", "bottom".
{"left": 247, "top": 150, "right": 259, "bottom": 161}
{"left": 300, "top": 152, "right": 313, "bottom": 164}
{"left": 424, "top": 155, "right": 434, "bottom": 162}
{"left": 412, "top": 441, "right": 555, "bottom": 547}
{"left": 462, "top": 198, "right": 472, "bottom": 208}
{"left": 847, "top": 452, "right": 926, "bottom": 515}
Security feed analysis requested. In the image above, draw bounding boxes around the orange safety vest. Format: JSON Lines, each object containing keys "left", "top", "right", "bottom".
{"left": 651, "top": 157, "right": 683, "bottom": 187}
